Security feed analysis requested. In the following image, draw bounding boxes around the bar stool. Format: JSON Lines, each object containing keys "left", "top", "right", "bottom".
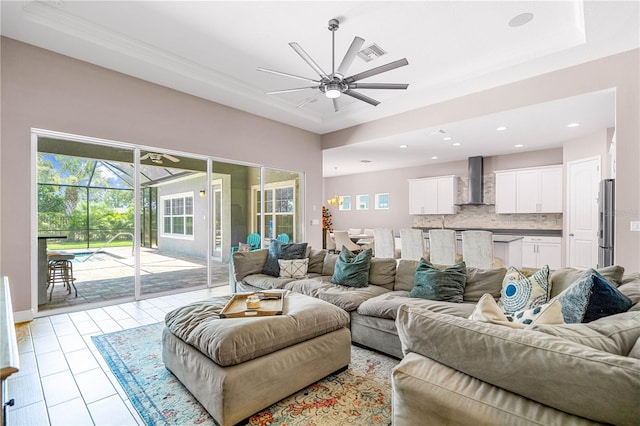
{"left": 47, "top": 252, "right": 77, "bottom": 300}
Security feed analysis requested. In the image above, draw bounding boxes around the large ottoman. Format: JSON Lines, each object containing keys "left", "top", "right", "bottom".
{"left": 162, "top": 292, "right": 351, "bottom": 426}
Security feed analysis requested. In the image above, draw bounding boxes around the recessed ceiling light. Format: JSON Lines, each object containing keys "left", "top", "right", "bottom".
{"left": 443, "top": 136, "right": 452, "bottom": 141}
{"left": 567, "top": 122, "right": 581, "bottom": 127}
{"left": 496, "top": 126, "right": 508, "bottom": 131}
{"left": 514, "top": 144, "right": 524, "bottom": 148}
{"left": 431, "top": 156, "right": 438, "bottom": 160}
{"left": 452, "top": 142, "right": 461, "bottom": 146}
{"left": 509, "top": 12, "right": 534, "bottom": 28}
{"left": 360, "top": 159, "right": 372, "bottom": 163}
{"left": 399, "top": 144, "right": 408, "bottom": 148}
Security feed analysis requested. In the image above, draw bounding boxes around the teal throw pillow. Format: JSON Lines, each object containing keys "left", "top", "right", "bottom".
{"left": 555, "top": 269, "right": 632, "bottom": 323}
{"left": 409, "top": 259, "right": 467, "bottom": 303}
{"left": 262, "top": 240, "right": 308, "bottom": 277}
{"left": 331, "top": 247, "right": 372, "bottom": 288}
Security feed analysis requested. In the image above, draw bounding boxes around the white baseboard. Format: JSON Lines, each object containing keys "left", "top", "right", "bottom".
{"left": 14, "top": 309, "right": 34, "bottom": 323}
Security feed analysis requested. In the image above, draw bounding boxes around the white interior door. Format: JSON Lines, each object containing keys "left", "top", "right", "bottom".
{"left": 567, "top": 157, "right": 600, "bottom": 268}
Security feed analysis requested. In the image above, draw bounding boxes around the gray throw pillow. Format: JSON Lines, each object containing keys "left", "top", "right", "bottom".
{"left": 262, "top": 240, "right": 308, "bottom": 277}
{"left": 554, "top": 269, "right": 632, "bottom": 323}
{"left": 331, "top": 247, "right": 372, "bottom": 287}
{"left": 409, "top": 259, "right": 467, "bottom": 303}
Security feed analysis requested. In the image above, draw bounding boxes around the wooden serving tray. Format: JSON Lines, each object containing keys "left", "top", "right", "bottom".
{"left": 219, "top": 291, "right": 287, "bottom": 318}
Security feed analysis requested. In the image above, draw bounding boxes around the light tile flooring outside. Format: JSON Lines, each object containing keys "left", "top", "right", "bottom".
{"left": 7, "top": 286, "right": 230, "bottom": 425}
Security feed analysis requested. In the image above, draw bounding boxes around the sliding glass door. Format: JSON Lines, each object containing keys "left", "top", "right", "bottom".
{"left": 139, "top": 151, "right": 209, "bottom": 296}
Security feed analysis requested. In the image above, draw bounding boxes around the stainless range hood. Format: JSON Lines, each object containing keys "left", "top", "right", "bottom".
{"left": 456, "top": 156, "right": 493, "bottom": 206}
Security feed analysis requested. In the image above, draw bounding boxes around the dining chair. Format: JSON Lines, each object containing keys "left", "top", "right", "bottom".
{"left": 326, "top": 232, "right": 337, "bottom": 253}
{"left": 461, "top": 230, "right": 502, "bottom": 268}
{"left": 399, "top": 229, "right": 426, "bottom": 261}
{"left": 333, "top": 230, "right": 362, "bottom": 253}
{"left": 428, "top": 229, "right": 459, "bottom": 265}
{"left": 373, "top": 228, "right": 399, "bottom": 258}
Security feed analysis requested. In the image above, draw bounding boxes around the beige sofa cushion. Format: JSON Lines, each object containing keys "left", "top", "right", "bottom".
{"left": 322, "top": 253, "right": 339, "bottom": 276}
{"left": 395, "top": 305, "right": 640, "bottom": 426}
{"left": 462, "top": 267, "right": 507, "bottom": 302}
{"left": 282, "top": 277, "right": 333, "bottom": 297}
{"left": 530, "top": 311, "right": 640, "bottom": 356}
{"left": 357, "top": 291, "right": 476, "bottom": 320}
{"left": 368, "top": 257, "right": 397, "bottom": 289}
{"left": 394, "top": 259, "right": 420, "bottom": 291}
{"left": 307, "top": 248, "right": 327, "bottom": 275}
{"left": 165, "top": 293, "right": 350, "bottom": 367}
{"left": 242, "top": 274, "right": 295, "bottom": 290}
{"left": 550, "top": 265, "right": 625, "bottom": 298}
{"left": 232, "top": 249, "right": 269, "bottom": 282}
{"left": 317, "top": 284, "right": 390, "bottom": 312}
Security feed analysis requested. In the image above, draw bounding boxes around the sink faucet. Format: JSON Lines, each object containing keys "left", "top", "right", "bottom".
{"left": 441, "top": 215, "right": 445, "bottom": 229}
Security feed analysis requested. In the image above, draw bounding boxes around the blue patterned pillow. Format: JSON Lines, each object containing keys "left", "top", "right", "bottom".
{"left": 331, "top": 247, "right": 372, "bottom": 287}
{"left": 555, "top": 269, "right": 632, "bottom": 323}
{"left": 410, "top": 260, "right": 467, "bottom": 303}
{"left": 498, "top": 265, "right": 550, "bottom": 314}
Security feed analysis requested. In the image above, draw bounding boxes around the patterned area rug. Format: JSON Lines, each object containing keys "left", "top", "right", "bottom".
{"left": 92, "top": 323, "right": 399, "bottom": 426}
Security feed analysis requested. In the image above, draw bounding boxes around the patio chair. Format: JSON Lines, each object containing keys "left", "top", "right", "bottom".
{"left": 276, "top": 233, "right": 290, "bottom": 243}
{"left": 231, "top": 233, "right": 261, "bottom": 254}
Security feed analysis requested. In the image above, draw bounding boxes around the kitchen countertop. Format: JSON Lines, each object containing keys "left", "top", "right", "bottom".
{"left": 417, "top": 227, "right": 562, "bottom": 237}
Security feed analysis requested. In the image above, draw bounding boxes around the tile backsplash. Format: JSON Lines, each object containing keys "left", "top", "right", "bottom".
{"left": 412, "top": 175, "right": 563, "bottom": 230}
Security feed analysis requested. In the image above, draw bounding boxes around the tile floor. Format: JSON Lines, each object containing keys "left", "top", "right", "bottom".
{"left": 7, "top": 286, "right": 230, "bottom": 425}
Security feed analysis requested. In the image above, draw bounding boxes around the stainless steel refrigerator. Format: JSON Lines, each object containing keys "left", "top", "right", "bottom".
{"left": 598, "top": 179, "right": 615, "bottom": 268}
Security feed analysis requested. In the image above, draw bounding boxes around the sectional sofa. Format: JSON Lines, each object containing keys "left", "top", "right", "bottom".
{"left": 230, "top": 246, "right": 640, "bottom": 424}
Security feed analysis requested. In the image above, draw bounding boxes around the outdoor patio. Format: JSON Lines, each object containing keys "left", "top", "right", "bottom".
{"left": 40, "top": 246, "right": 231, "bottom": 312}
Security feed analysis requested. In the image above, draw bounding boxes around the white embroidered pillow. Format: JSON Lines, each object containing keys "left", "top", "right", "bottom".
{"left": 278, "top": 258, "right": 309, "bottom": 279}
{"left": 470, "top": 293, "right": 564, "bottom": 329}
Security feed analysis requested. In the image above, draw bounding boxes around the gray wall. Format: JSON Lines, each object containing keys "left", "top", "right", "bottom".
{"left": 0, "top": 37, "right": 322, "bottom": 315}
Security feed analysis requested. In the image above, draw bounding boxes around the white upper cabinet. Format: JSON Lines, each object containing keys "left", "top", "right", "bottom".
{"left": 495, "top": 165, "right": 563, "bottom": 214}
{"left": 409, "top": 175, "right": 456, "bottom": 215}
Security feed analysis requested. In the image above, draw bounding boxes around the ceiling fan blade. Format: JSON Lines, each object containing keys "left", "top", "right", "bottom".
{"left": 163, "top": 154, "right": 180, "bottom": 163}
{"left": 345, "top": 58, "right": 409, "bottom": 83}
{"left": 343, "top": 89, "right": 380, "bottom": 106}
{"left": 296, "top": 92, "right": 322, "bottom": 109}
{"left": 348, "top": 83, "right": 409, "bottom": 90}
{"left": 140, "top": 153, "right": 150, "bottom": 160}
{"left": 257, "top": 67, "right": 320, "bottom": 84}
{"left": 335, "top": 36, "right": 365, "bottom": 79}
{"left": 289, "top": 42, "right": 329, "bottom": 80}
{"left": 266, "top": 86, "right": 319, "bottom": 95}
{"left": 332, "top": 98, "right": 340, "bottom": 112}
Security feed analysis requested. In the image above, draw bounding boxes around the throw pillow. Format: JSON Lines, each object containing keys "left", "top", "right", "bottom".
{"left": 554, "top": 269, "right": 632, "bottom": 323}
{"left": 278, "top": 258, "right": 309, "bottom": 279}
{"left": 498, "top": 265, "right": 551, "bottom": 314}
{"left": 409, "top": 260, "right": 466, "bottom": 303}
{"left": 262, "top": 240, "right": 308, "bottom": 277}
{"left": 331, "top": 247, "right": 373, "bottom": 288}
{"left": 469, "top": 293, "right": 564, "bottom": 329}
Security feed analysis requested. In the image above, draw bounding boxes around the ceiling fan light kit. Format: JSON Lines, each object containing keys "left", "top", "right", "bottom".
{"left": 258, "top": 19, "right": 409, "bottom": 112}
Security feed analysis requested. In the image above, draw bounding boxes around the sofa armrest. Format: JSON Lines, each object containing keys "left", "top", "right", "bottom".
{"left": 395, "top": 305, "right": 640, "bottom": 426}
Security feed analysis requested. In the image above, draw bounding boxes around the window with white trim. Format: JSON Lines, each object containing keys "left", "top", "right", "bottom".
{"left": 162, "top": 193, "right": 194, "bottom": 237}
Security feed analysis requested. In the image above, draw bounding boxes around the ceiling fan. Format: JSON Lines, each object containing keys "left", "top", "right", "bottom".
{"left": 257, "top": 19, "right": 409, "bottom": 112}
{"left": 140, "top": 152, "right": 180, "bottom": 165}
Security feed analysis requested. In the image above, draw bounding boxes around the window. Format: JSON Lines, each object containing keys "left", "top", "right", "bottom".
{"left": 162, "top": 193, "right": 194, "bottom": 238}
{"left": 339, "top": 195, "right": 351, "bottom": 211}
{"left": 356, "top": 194, "right": 369, "bottom": 210}
{"left": 253, "top": 179, "right": 296, "bottom": 239}
{"left": 375, "top": 193, "right": 389, "bottom": 210}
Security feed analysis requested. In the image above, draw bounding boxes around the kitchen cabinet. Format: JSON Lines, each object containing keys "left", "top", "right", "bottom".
{"left": 409, "top": 176, "right": 456, "bottom": 215}
{"left": 521, "top": 236, "right": 562, "bottom": 270}
{"left": 495, "top": 165, "right": 562, "bottom": 214}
